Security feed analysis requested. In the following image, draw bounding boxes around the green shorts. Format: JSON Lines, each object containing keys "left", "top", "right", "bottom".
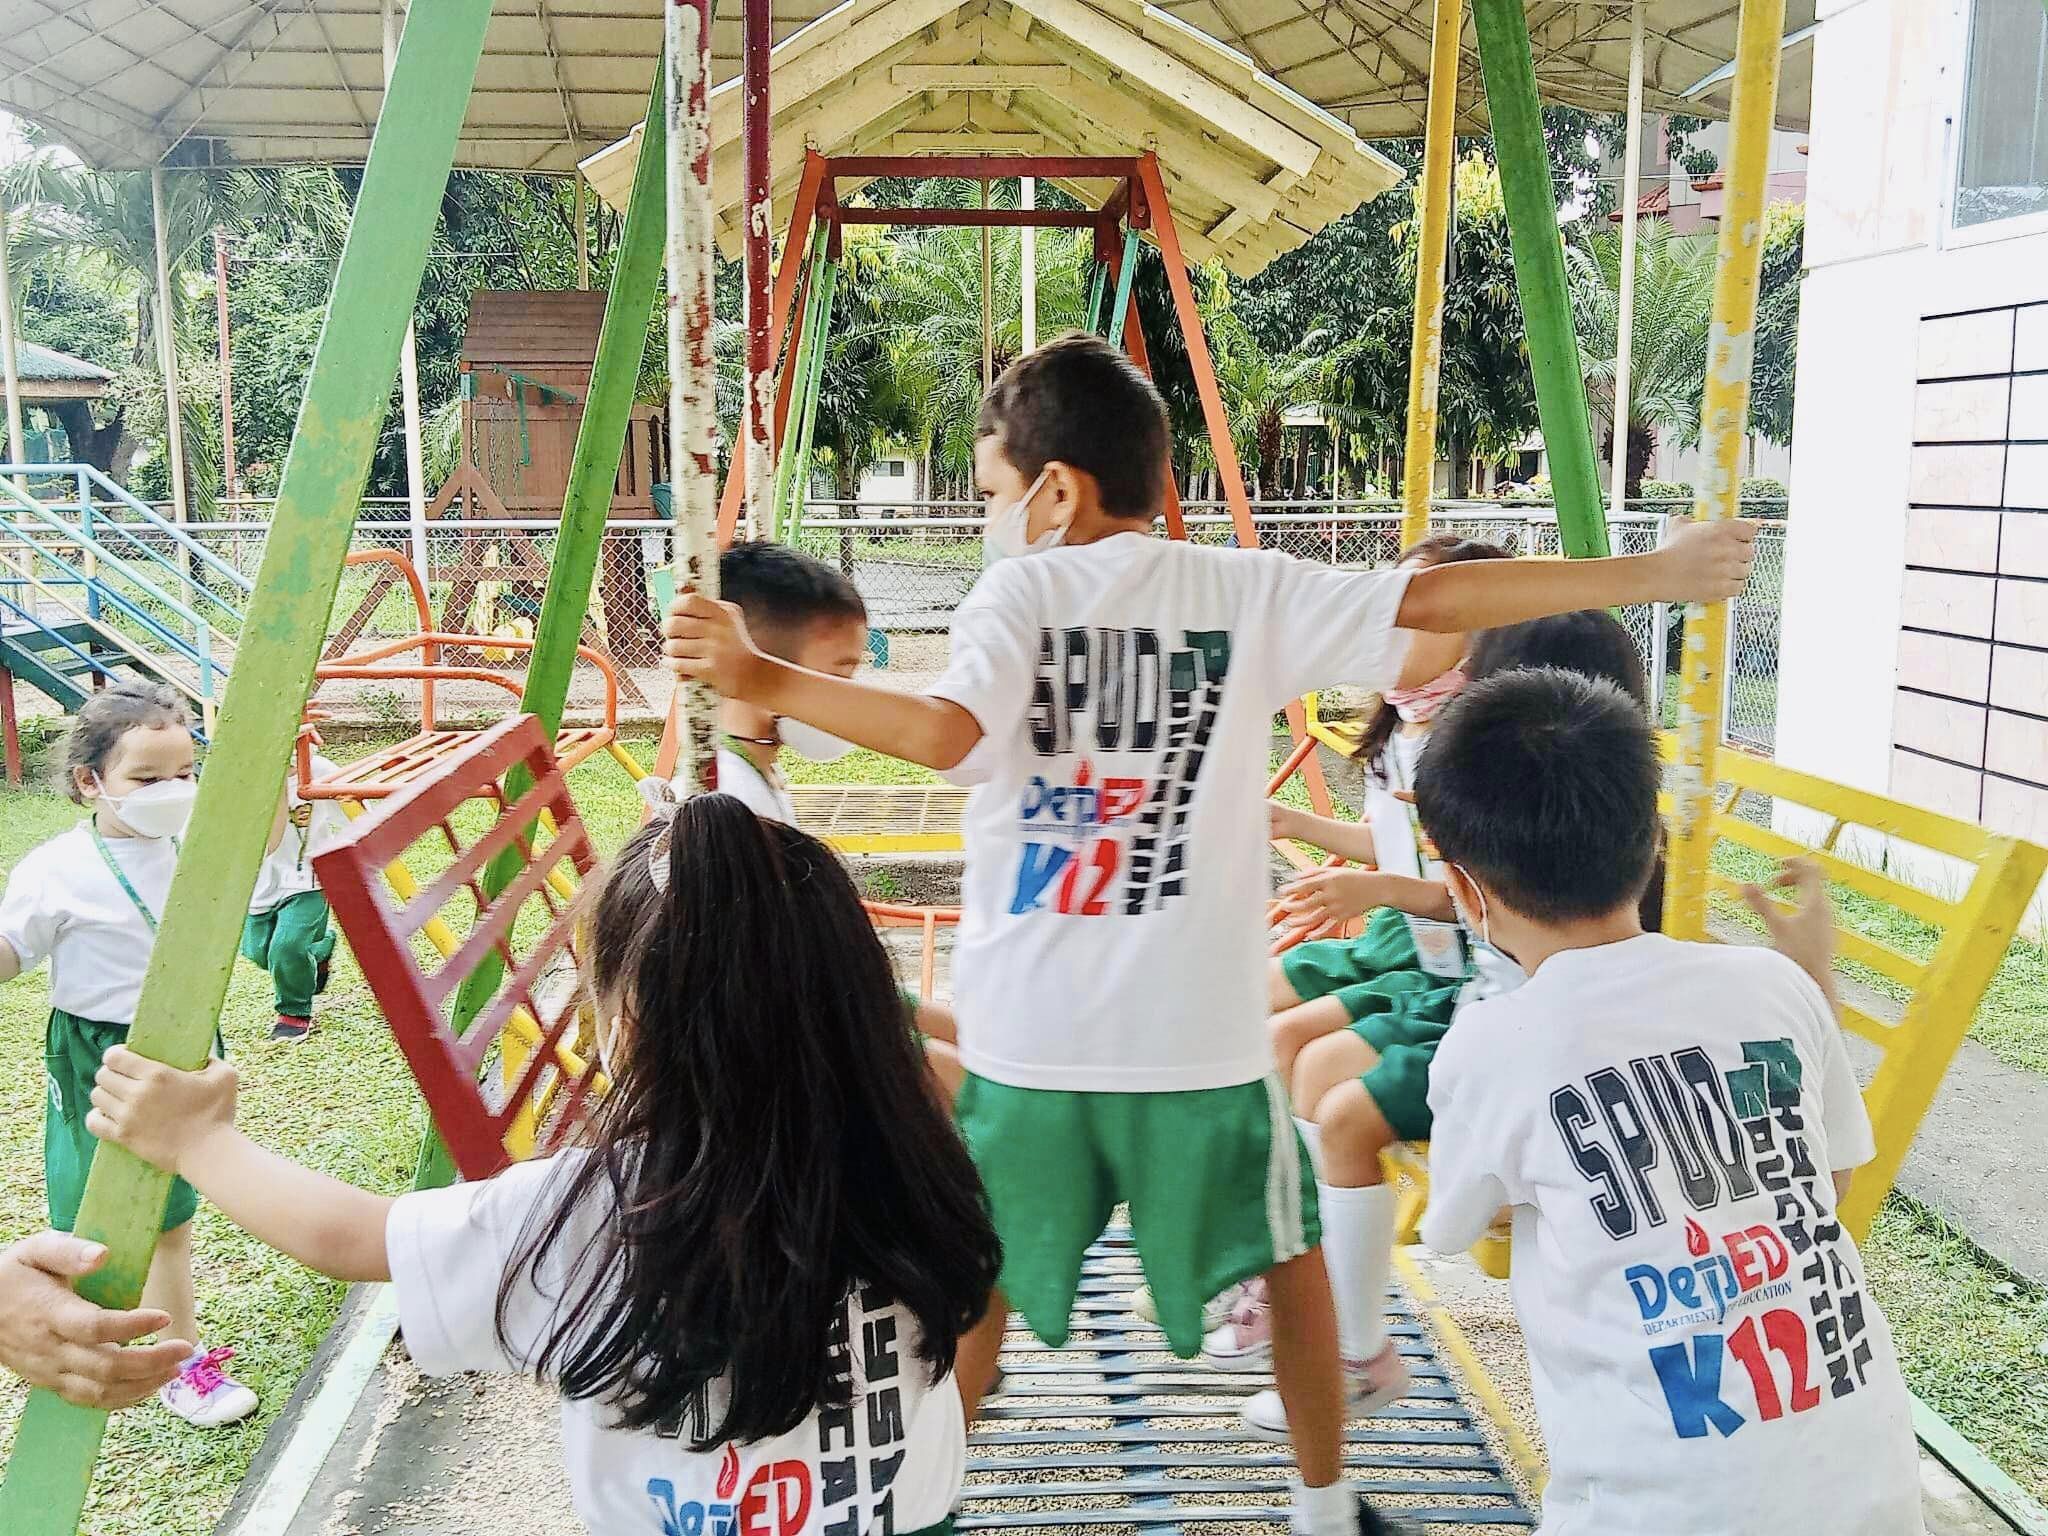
{"left": 1282, "top": 907, "right": 1466, "bottom": 1022}
{"left": 1347, "top": 979, "right": 1465, "bottom": 1142}
{"left": 956, "top": 1073, "right": 1318, "bottom": 1358}
{"left": 44, "top": 1009, "right": 198, "bottom": 1233}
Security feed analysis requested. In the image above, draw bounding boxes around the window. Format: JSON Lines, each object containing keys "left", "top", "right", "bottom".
{"left": 880, "top": 460, "right": 907, "bottom": 478}
{"left": 1955, "top": 0, "right": 2048, "bottom": 228}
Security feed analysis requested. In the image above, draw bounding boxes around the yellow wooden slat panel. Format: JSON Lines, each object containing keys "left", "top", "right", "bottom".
{"left": 1710, "top": 812, "right": 1957, "bottom": 928}
{"left": 1702, "top": 874, "right": 1927, "bottom": 990}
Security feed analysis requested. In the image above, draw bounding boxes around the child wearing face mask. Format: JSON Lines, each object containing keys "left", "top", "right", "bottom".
{"left": 0, "top": 683, "right": 257, "bottom": 1428}
{"left": 687, "top": 541, "right": 963, "bottom": 1091}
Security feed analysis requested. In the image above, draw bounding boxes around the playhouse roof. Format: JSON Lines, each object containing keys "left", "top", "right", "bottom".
{"left": 0, "top": 0, "right": 1813, "bottom": 177}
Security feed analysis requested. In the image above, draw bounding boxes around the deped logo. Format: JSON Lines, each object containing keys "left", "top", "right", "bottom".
{"left": 1627, "top": 1217, "right": 1792, "bottom": 1328}
{"left": 648, "top": 1446, "right": 816, "bottom": 1536}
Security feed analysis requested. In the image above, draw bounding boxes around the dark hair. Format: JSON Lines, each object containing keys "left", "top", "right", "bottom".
{"left": 1356, "top": 534, "right": 1511, "bottom": 777}
{"left": 1416, "top": 668, "right": 1660, "bottom": 924}
{"left": 504, "top": 793, "right": 1000, "bottom": 1446}
{"left": 1467, "top": 610, "right": 1649, "bottom": 710}
{"left": 63, "top": 682, "right": 192, "bottom": 804}
{"left": 721, "top": 540, "right": 867, "bottom": 659}
{"left": 977, "top": 332, "right": 1168, "bottom": 519}
{"left": 1463, "top": 611, "right": 1663, "bottom": 930}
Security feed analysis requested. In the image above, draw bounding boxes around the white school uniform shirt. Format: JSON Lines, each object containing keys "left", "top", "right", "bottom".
{"left": 1421, "top": 934, "right": 1921, "bottom": 1536}
{"left": 708, "top": 745, "right": 798, "bottom": 826}
{"left": 1363, "top": 726, "right": 1464, "bottom": 979}
{"left": 249, "top": 755, "right": 347, "bottom": 914}
{"left": 387, "top": 1151, "right": 964, "bottom": 1536}
{"left": 927, "top": 536, "right": 1413, "bottom": 1091}
{"left": 0, "top": 823, "right": 176, "bottom": 1023}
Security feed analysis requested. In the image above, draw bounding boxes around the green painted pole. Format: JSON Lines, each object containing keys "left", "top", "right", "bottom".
{"left": 1107, "top": 228, "right": 1140, "bottom": 350}
{"left": 786, "top": 258, "right": 838, "bottom": 537}
{"left": 412, "top": 55, "right": 672, "bottom": 1195}
{"left": 1085, "top": 263, "right": 1109, "bottom": 334}
{"left": 771, "top": 229, "right": 828, "bottom": 538}
{"left": 1470, "top": 0, "right": 1610, "bottom": 558}
{"left": 0, "top": 5, "right": 494, "bottom": 1529}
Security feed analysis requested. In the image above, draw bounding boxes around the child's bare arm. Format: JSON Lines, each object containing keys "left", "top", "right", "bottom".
{"left": 1276, "top": 868, "right": 1456, "bottom": 929}
{"left": 662, "top": 595, "right": 983, "bottom": 770}
{"left": 89, "top": 1050, "right": 393, "bottom": 1282}
{"left": 0, "top": 938, "right": 19, "bottom": 986}
{"left": 1269, "top": 801, "right": 1377, "bottom": 864}
{"left": 1396, "top": 519, "right": 1757, "bottom": 633}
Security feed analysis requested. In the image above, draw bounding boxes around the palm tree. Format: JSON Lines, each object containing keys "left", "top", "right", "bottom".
{"left": 1566, "top": 218, "right": 1715, "bottom": 498}
{"left": 1202, "top": 293, "right": 1381, "bottom": 501}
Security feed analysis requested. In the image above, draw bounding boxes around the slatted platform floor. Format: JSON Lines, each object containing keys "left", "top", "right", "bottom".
{"left": 961, "top": 1234, "right": 1532, "bottom": 1534}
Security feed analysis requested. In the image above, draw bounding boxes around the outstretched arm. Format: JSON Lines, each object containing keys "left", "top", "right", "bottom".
{"left": 90, "top": 1050, "right": 393, "bottom": 1283}
{"left": 1269, "top": 801, "right": 1377, "bottom": 864}
{"left": 0, "top": 938, "right": 19, "bottom": 986}
{"left": 662, "top": 597, "right": 984, "bottom": 770}
{"left": 1397, "top": 519, "right": 1758, "bottom": 633}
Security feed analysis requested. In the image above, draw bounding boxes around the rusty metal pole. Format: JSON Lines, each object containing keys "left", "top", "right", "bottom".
{"left": 667, "top": 0, "right": 720, "bottom": 794}
{"left": 741, "top": 0, "right": 773, "bottom": 542}
{"left": 213, "top": 228, "right": 238, "bottom": 504}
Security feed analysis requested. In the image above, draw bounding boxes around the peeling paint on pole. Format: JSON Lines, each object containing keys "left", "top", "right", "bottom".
{"left": 1663, "top": 0, "right": 1787, "bottom": 940}
{"left": 667, "top": 0, "right": 719, "bottom": 795}
{"left": 742, "top": 0, "right": 774, "bottom": 543}
{"left": 1400, "top": 0, "right": 1462, "bottom": 549}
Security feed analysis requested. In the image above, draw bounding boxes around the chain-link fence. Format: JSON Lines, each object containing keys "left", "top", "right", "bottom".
{"left": 152, "top": 503, "right": 1784, "bottom": 744}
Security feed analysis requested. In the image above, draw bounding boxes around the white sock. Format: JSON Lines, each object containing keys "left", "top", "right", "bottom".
{"left": 1290, "top": 1474, "right": 1356, "bottom": 1536}
{"left": 1294, "top": 1116, "right": 1324, "bottom": 1181}
{"left": 1319, "top": 1181, "right": 1397, "bottom": 1361}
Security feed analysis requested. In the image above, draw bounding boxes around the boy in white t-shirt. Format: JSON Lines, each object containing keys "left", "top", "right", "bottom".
{"left": 244, "top": 753, "right": 345, "bottom": 1041}
{"left": 1416, "top": 668, "right": 1922, "bottom": 1536}
{"left": 664, "top": 334, "right": 1758, "bottom": 1536}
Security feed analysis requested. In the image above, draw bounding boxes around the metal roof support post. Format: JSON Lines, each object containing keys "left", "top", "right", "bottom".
{"left": 1611, "top": 0, "right": 1646, "bottom": 519}
{"left": 0, "top": 6, "right": 495, "bottom": 1527}
{"left": 149, "top": 167, "right": 188, "bottom": 523}
{"left": 742, "top": 0, "right": 774, "bottom": 541}
{"left": 1399, "top": 0, "right": 1461, "bottom": 549}
{"left": 666, "top": 0, "right": 720, "bottom": 798}
{"left": 0, "top": 182, "right": 24, "bottom": 487}
{"left": 384, "top": 0, "right": 431, "bottom": 582}
{"left": 1664, "top": 0, "right": 1786, "bottom": 938}
{"left": 1471, "top": 0, "right": 1609, "bottom": 558}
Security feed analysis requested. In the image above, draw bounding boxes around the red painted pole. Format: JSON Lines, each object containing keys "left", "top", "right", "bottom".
{"left": 741, "top": 0, "right": 773, "bottom": 540}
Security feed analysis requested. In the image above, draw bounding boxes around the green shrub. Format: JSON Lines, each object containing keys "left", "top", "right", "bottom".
{"left": 1740, "top": 476, "right": 1788, "bottom": 508}
{"left": 1637, "top": 479, "right": 1693, "bottom": 506}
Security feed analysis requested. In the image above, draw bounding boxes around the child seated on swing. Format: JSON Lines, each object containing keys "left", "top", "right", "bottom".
{"left": 90, "top": 793, "right": 1001, "bottom": 1536}
{"left": 1417, "top": 667, "right": 1921, "bottom": 1535}
{"left": 662, "top": 333, "right": 1759, "bottom": 1534}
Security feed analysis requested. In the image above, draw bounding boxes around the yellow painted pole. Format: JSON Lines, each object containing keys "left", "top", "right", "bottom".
{"left": 1400, "top": 0, "right": 1463, "bottom": 549}
{"left": 1663, "top": 0, "right": 1786, "bottom": 939}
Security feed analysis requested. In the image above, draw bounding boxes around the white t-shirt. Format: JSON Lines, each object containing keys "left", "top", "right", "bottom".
{"left": 0, "top": 823, "right": 175, "bottom": 1022}
{"left": 1363, "top": 726, "right": 1463, "bottom": 977}
{"left": 387, "top": 1152, "right": 963, "bottom": 1536}
{"left": 249, "top": 756, "right": 347, "bottom": 913}
{"left": 927, "top": 536, "right": 1413, "bottom": 1091}
{"left": 710, "top": 745, "right": 798, "bottom": 826}
{"left": 1422, "top": 934, "right": 1921, "bottom": 1536}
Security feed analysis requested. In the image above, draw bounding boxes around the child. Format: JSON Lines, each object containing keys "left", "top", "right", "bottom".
{"left": 89, "top": 792, "right": 1001, "bottom": 1535}
{"left": 662, "top": 333, "right": 1757, "bottom": 1536}
{"left": 244, "top": 748, "right": 344, "bottom": 1041}
{"left": 1417, "top": 668, "right": 1921, "bottom": 1535}
{"left": 1264, "top": 535, "right": 1509, "bottom": 1082}
{"left": 701, "top": 539, "right": 963, "bottom": 1090}
{"left": 0, "top": 682, "right": 257, "bottom": 1427}
{"left": 1215, "top": 611, "right": 1667, "bottom": 1423}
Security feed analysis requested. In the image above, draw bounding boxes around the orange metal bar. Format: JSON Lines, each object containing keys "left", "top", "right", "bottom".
{"left": 1113, "top": 249, "right": 1188, "bottom": 541}
{"left": 340, "top": 547, "right": 438, "bottom": 724}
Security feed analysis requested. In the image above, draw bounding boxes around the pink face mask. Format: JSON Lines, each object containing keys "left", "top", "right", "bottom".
{"left": 1383, "top": 666, "right": 1468, "bottom": 725}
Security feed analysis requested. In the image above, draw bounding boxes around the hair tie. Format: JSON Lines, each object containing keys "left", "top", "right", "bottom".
{"left": 638, "top": 777, "right": 681, "bottom": 892}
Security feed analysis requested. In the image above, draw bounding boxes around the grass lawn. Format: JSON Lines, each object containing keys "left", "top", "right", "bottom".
{"left": 0, "top": 727, "right": 2041, "bottom": 1527}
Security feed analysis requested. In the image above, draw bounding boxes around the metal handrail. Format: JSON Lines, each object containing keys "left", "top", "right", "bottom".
{"left": 0, "top": 464, "right": 254, "bottom": 608}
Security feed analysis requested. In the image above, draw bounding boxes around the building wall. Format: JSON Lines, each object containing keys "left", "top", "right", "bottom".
{"left": 1779, "top": 0, "right": 2048, "bottom": 920}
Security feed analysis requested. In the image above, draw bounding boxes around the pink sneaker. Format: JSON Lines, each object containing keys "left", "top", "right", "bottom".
{"left": 159, "top": 1346, "right": 258, "bottom": 1428}
{"left": 1240, "top": 1343, "right": 1413, "bottom": 1439}
{"left": 1200, "top": 1279, "right": 1273, "bottom": 1371}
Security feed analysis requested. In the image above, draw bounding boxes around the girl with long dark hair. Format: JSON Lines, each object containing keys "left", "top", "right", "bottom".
{"left": 88, "top": 792, "right": 1002, "bottom": 1535}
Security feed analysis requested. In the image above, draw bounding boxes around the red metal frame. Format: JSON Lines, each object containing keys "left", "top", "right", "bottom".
{"left": 315, "top": 715, "right": 601, "bottom": 1181}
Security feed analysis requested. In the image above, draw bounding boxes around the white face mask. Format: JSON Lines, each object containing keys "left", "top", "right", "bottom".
{"left": 982, "top": 468, "right": 1058, "bottom": 564}
{"left": 96, "top": 776, "right": 197, "bottom": 841}
{"left": 778, "top": 717, "right": 856, "bottom": 761}
{"left": 1450, "top": 863, "right": 1526, "bottom": 997}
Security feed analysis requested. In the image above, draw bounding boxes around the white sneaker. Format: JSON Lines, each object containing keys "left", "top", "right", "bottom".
{"left": 1130, "top": 1279, "right": 1248, "bottom": 1332}
{"left": 159, "top": 1346, "right": 258, "bottom": 1428}
{"left": 1241, "top": 1343, "right": 1413, "bottom": 1439}
{"left": 1200, "top": 1279, "right": 1272, "bottom": 1371}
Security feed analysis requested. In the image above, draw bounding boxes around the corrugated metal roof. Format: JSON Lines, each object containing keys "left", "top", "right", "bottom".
{"left": 0, "top": 1, "right": 1814, "bottom": 177}
{"left": 15, "top": 341, "right": 116, "bottom": 384}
